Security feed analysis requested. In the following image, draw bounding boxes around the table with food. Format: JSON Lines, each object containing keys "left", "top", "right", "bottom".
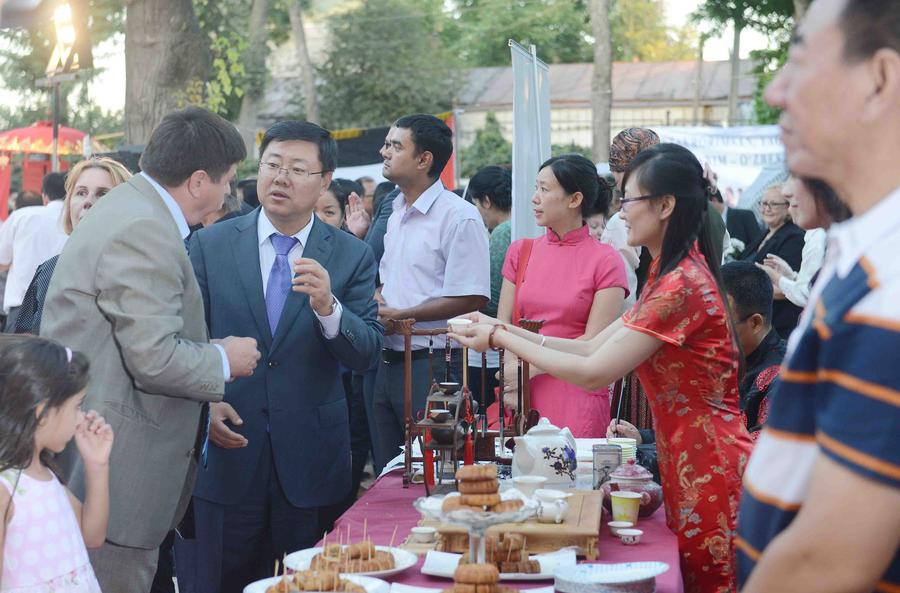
{"left": 242, "top": 409, "right": 682, "bottom": 593}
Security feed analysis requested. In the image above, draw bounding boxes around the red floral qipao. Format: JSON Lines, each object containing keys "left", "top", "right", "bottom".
{"left": 622, "top": 246, "right": 754, "bottom": 593}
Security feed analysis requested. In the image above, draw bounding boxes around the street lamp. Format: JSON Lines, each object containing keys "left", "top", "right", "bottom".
{"left": 37, "top": 0, "right": 90, "bottom": 172}
{"left": 54, "top": 2, "right": 75, "bottom": 46}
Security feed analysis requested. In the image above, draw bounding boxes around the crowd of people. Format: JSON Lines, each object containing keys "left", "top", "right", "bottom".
{"left": 0, "top": 0, "right": 897, "bottom": 592}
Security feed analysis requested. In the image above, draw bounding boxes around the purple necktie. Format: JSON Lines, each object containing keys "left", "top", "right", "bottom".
{"left": 265, "top": 233, "right": 299, "bottom": 336}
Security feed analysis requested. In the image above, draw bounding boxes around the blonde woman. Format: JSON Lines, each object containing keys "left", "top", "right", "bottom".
{"left": 13, "top": 157, "right": 132, "bottom": 334}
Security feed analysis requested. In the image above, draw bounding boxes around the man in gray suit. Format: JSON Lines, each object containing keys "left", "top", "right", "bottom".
{"left": 188, "top": 120, "right": 383, "bottom": 593}
{"left": 41, "top": 107, "right": 261, "bottom": 593}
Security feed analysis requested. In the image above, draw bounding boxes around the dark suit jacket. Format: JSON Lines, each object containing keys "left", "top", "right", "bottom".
{"left": 740, "top": 221, "right": 806, "bottom": 337}
{"left": 189, "top": 210, "right": 383, "bottom": 507}
{"left": 740, "top": 221, "right": 805, "bottom": 268}
{"left": 726, "top": 208, "right": 762, "bottom": 246}
{"left": 12, "top": 254, "right": 58, "bottom": 334}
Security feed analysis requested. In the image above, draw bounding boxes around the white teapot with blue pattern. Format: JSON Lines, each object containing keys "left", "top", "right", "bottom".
{"left": 512, "top": 418, "right": 577, "bottom": 486}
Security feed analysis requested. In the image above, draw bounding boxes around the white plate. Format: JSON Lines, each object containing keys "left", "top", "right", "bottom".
{"left": 554, "top": 561, "right": 670, "bottom": 585}
{"left": 391, "top": 585, "right": 554, "bottom": 593}
{"left": 415, "top": 491, "right": 534, "bottom": 521}
{"left": 421, "top": 548, "right": 577, "bottom": 581}
{"left": 244, "top": 574, "right": 389, "bottom": 593}
{"left": 284, "top": 546, "right": 417, "bottom": 578}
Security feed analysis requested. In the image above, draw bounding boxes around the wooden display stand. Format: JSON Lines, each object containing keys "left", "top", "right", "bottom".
{"left": 423, "top": 490, "right": 605, "bottom": 560}
{"left": 399, "top": 317, "right": 546, "bottom": 490}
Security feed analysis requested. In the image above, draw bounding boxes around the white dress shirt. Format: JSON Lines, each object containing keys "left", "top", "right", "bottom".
{"left": 142, "top": 172, "right": 231, "bottom": 378}
{"left": 380, "top": 179, "right": 491, "bottom": 350}
{"left": 600, "top": 212, "right": 639, "bottom": 312}
{"left": 777, "top": 228, "right": 826, "bottom": 308}
{"left": 0, "top": 201, "right": 68, "bottom": 312}
{"left": 256, "top": 209, "right": 342, "bottom": 338}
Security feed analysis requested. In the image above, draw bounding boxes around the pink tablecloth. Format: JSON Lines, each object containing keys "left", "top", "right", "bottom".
{"left": 327, "top": 471, "right": 683, "bottom": 593}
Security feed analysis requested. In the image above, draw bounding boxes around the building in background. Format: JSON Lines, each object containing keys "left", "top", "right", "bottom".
{"left": 260, "top": 59, "right": 757, "bottom": 152}
{"left": 454, "top": 59, "right": 756, "bottom": 149}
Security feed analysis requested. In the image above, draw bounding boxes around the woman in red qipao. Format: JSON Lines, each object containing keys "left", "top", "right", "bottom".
{"left": 451, "top": 143, "right": 754, "bottom": 593}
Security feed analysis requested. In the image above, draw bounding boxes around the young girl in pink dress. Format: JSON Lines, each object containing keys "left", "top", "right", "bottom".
{"left": 1, "top": 335, "right": 114, "bottom": 593}
{"left": 497, "top": 154, "right": 627, "bottom": 436}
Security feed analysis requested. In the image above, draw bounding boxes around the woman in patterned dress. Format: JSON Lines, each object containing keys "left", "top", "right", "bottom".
{"left": 451, "top": 143, "right": 754, "bottom": 593}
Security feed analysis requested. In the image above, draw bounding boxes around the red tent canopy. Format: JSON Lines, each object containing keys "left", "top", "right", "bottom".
{"left": 0, "top": 121, "right": 107, "bottom": 220}
{"left": 0, "top": 120, "right": 96, "bottom": 155}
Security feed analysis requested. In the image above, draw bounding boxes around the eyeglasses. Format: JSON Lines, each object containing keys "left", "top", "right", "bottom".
{"left": 619, "top": 193, "right": 660, "bottom": 209}
{"left": 259, "top": 161, "right": 326, "bottom": 180}
{"left": 758, "top": 200, "right": 789, "bottom": 210}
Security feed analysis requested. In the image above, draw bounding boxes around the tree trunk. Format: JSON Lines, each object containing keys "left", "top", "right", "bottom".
{"left": 289, "top": 1, "right": 319, "bottom": 124}
{"left": 590, "top": 0, "right": 612, "bottom": 163}
{"left": 124, "top": 0, "right": 210, "bottom": 144}
{"left": 692, "top": 34, "right": 706, "bottom": 125}
{"left": 727, "top": 21, "right": 742, "bottom": 126}
{"left": 237, "top": 0, "right": 271, "bottom": 156}
{"left": 793, "top": 0, "right": 809, "bottom": 20}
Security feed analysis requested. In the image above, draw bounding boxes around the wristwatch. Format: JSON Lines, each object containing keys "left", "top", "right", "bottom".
{"left": 317, "top": 295, "right": 337, "bottom": 316}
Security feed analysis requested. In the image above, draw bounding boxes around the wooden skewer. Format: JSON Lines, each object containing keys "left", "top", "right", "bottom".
{"left": 389, "top": 524, "right": 398, "bottom": 548}
{"left": 363, "top": 518, "right": 368, "bottom": 542}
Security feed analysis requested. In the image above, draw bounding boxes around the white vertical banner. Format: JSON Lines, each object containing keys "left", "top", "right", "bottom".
{"left": 510, "top": 40, "right": 550, "bottom": 241}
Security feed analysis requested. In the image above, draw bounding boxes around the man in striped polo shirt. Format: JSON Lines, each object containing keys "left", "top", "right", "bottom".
{"left": 737, "top": 1, "right": 900, "bottom": 592}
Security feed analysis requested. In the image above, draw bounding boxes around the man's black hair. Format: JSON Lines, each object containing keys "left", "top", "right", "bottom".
{"left": 258, "top": 120, "right": 337, "bottom": 173}
{"left": 42, "top": 172, "right": 66, "bottom": 201}
{"left": 393, "top": 114, "right": 452, "bottom": 179}
{"left": 722, "top": 261, "right": 774, "bottom": 323}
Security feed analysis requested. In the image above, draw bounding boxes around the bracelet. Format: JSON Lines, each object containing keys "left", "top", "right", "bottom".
{"left": 488, "top": 324, "right": 508, "bottom": 351}
{"left": 539, "top": 334, "right": 547, "bottom": 347}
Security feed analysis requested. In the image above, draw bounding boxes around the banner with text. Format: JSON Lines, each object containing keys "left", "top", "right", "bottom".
{"left": 655, "top": 125, "right": 785, "bottom": 206}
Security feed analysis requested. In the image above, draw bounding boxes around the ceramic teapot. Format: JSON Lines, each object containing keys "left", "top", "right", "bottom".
{"left": 600, "top": 459, "right": 663, "bottom": 518}
{"left": 512, "top": 418, "right": 577, "bottom": 485}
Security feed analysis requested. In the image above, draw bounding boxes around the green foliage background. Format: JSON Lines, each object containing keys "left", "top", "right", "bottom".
{"left": 0, "top": 0, "right": 798, "bottom": 149}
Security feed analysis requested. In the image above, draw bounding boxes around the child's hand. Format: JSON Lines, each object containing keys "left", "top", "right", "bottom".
{"left": 75, "top": 410, "right": 114, "bottom": 467}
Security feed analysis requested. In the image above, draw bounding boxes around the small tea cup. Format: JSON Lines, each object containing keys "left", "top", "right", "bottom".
{"left": 448, "top": 318, "right": 473, "bottom": 332}
{"left": 512, "top": 475, "right": 547, "bottom": 498}
{"left": 611, "top": 490, "right": 642, "bottom": 524}
{"left": 618, "top": 528, "right": 643, "bottom": 545}
{"left": 607, "top": 521, "right": 634, "bottom": 536}
{"left": 429, "top": 408, "right": 451, "bottom": 422}
{"left": 410, "top": 526, "right": 437, "bottom": 543}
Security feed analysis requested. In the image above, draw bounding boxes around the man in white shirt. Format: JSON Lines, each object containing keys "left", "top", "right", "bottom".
{"left": 0, "top": 172, "right": 68, "bottom": 330}
{"left": 373, "top": 114, "right": 490, "bottom": 472}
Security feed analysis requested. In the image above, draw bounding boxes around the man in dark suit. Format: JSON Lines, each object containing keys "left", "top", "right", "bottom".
{"left": 188, "top": 120, "right": 383, "bottom": 593}
{"left": 711, "top": 188, "right": 762, "bottom": 246}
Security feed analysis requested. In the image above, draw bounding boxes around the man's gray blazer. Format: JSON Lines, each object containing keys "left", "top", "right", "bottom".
{"left": 41, "top": 174, "right": 224, "bottom": 549}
